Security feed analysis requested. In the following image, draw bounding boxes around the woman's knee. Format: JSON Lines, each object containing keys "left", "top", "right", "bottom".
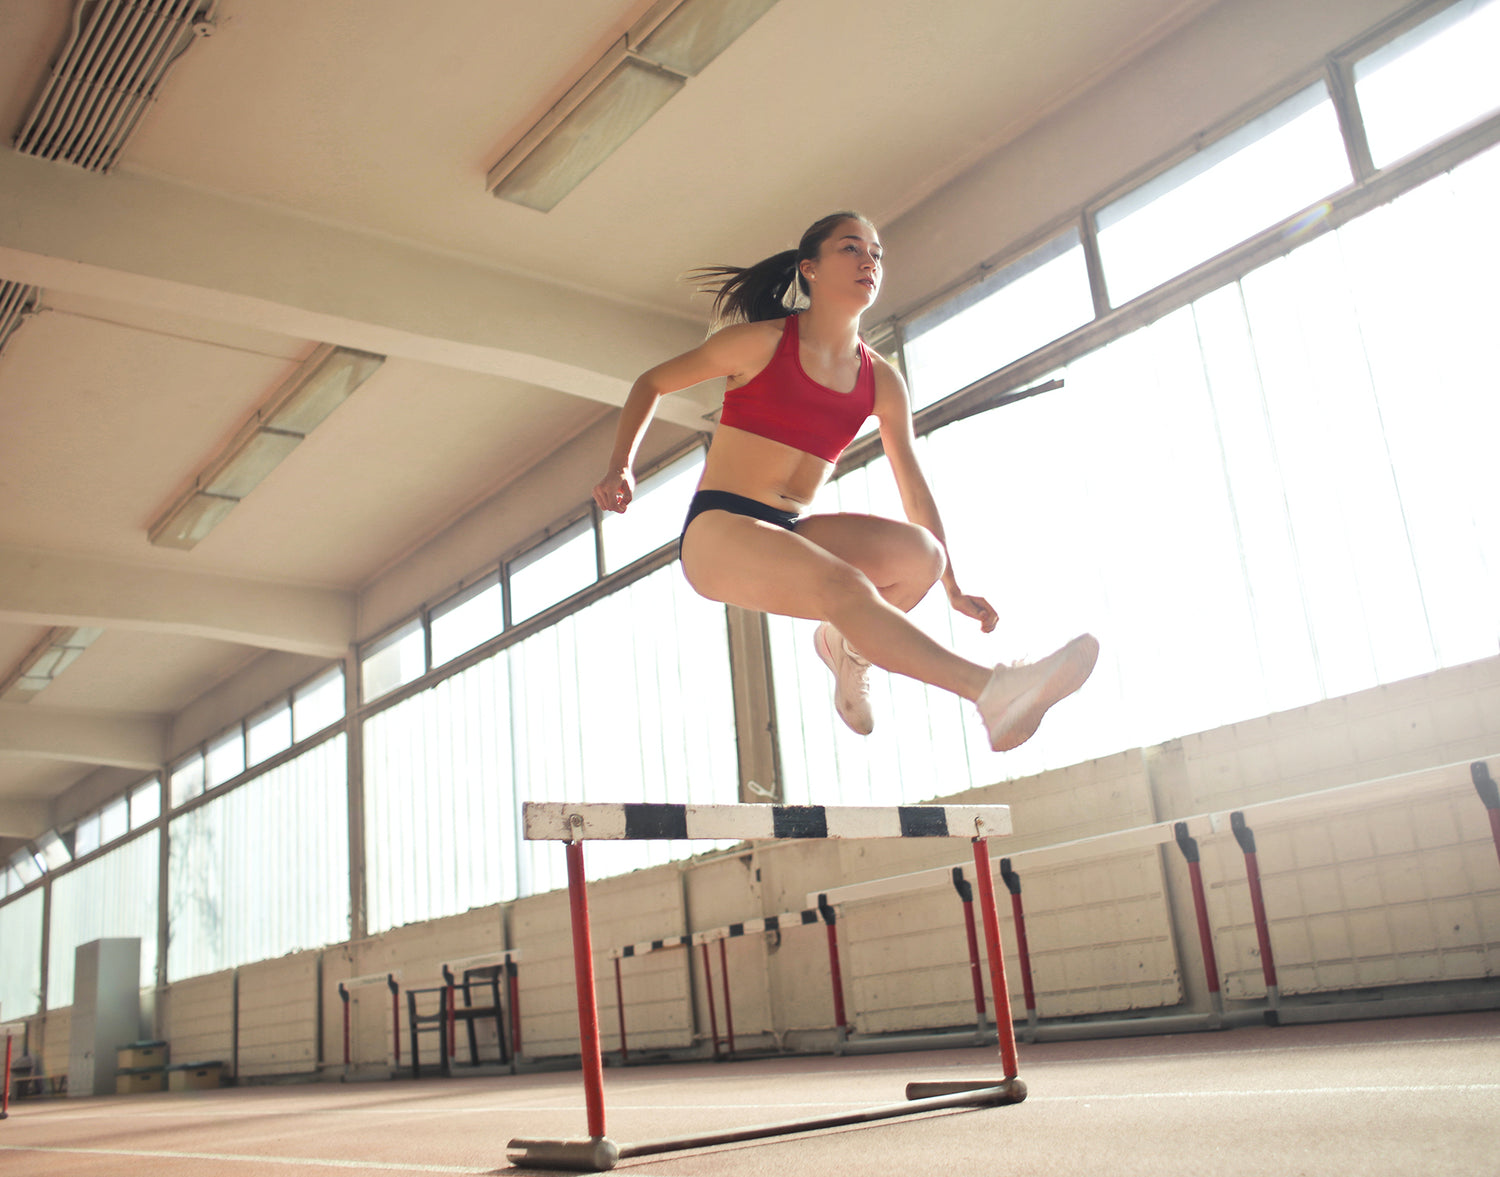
{"left": 815, "top": 561, "right": 883, "bottom": 617}
{"left": 889, "top": 523, "right": 946, "bottom": 592}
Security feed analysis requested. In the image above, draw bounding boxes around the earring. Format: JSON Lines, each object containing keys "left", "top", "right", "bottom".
{"left": 781, "top": 272, "right": 810, "bottom": 312}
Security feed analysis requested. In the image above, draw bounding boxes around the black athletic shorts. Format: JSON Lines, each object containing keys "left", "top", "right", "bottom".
{"left": 682, "top": 490, "right": 801, "bottom": 539}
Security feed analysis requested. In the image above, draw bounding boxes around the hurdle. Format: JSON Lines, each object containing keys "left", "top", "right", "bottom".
{"left": 336, "top": 971, "right": 401, "bottom": 1077}
{"left": 507, "top": 802, "right": 1025, "bottom": 1173}
{"left": 690, "top": 902, "right": 837, "bottom": 1059}
{"left": 1, "top": 1021, "right": 18, "bottom": 1119}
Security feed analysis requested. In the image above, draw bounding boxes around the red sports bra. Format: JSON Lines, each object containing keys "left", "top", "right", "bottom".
{"left": 718, "top": 313, "right": 876, "bottom": 463}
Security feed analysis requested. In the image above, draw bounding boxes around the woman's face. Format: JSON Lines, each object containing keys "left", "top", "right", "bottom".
{"left": 804, "top": 218, "right": 883, "bottom": 308}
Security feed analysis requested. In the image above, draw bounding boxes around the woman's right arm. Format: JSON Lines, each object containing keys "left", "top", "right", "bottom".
{"left": 593, "top": 322, "right": 777, "bottom": 513}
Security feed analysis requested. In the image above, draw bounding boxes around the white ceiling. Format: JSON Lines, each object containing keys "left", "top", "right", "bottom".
{"left": 0, "top": 0, "right": 1211, "bottom": 842}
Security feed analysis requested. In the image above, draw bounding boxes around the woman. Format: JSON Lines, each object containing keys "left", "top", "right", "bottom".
{"left": 593, "top": 212, "right": 1096, "bottom": 751}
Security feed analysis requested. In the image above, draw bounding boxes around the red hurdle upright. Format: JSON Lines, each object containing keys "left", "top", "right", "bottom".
{"left": 507, "top": 801, "right": 1026, "bottom": 1173}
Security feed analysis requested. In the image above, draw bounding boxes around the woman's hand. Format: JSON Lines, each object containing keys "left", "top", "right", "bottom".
{"left": 592, "top": 468, "right": 635, "bottom": 514}
{"left": 948, "top": 586, "right": 999, "bottom": 633}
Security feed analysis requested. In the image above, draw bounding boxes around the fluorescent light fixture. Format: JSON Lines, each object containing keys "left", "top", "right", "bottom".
{"left": 488, "top": 0, "right": 779, "bottom": 211}
{"left": 0, "top": 626, "right": 104, "bottom": 702}
{"left": 634, "top": 0, "right": 780, "bottom": 75}
{"left": 149, "top": 343, "right": 384, "bottom": 549}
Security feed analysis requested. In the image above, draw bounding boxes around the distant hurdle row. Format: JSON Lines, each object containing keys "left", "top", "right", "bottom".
{"left": 610, "top": 900, "right": 839, "bottom": 1062}
{"left": 508, "top": 801, "right": 1025, "bottom": 1173}
{"left": 812, "top": 758, "right": 1500, "bottom": 1037}
{"left": 608, "top": 866, "right": 1004, "bottom": 1062}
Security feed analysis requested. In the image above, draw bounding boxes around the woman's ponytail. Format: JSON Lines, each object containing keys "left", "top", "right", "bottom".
{"left": 687, "top": 210, "right": 869, "bottom": 329}
{"left": 687, "top": 250, "right": 800, "bottom": 327}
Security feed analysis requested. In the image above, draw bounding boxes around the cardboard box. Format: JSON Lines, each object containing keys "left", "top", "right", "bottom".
{"left": 167, "top": 1062, "right": 225, "bottom": 1092}
{"left": 117, "top": 1040, "right": 168, "bottom": 1069}
{"left": 116, "top": 1067, "right": 166, "bottom": 1095}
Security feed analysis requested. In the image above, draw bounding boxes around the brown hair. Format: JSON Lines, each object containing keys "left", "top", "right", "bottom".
{"left": 688, "top": 211, "right": 872, "bottom": 326}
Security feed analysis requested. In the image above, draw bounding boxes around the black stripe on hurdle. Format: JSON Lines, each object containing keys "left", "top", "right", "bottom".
{"left": 623, "top": 945, "right": 636, "bottom": 957}
{"left": 897, "top": 806, "right": 952, "bottom": 837}
{"left": 624, "top": 802, "right": 689, "bottom": 840}
{"left": 799, "top": 909, "right": 820, "bottom": 925}
{"left": 764, "top": 916, "right": 780, "bottom": 932}
{"left": 728, "top": 923, "right": 745, "bottom": 937}
{"left": 773, "top": 805, "right": 829, "bottom": 839}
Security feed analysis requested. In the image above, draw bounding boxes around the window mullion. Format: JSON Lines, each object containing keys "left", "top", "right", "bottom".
{"left": 1326, "top": 54, "right": 1376, "bottom": 183}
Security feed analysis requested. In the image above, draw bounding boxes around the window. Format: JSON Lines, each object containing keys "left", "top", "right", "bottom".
{"left": 168, "top": 737, "right": 349, "bottom": 982}
{"left": 205, "top": 728, "right": 246, "bottom": 789}
{"left": 170, "top": 753, "right": 205, "bottom": 808}
{"left": 34, "top": 829, "right": 70, "bottom": 871}
{"left": 360, "top": 618, "right": 426, "bottom": 703}
{"left": 293, "top": 666, "right": 345, "bottom": 738}
{"left": 600, "top": 449, "right": 704, "bottom": 573}
{"left": 247, "top": 701, "right": 292, "bottom": 766}
{"left": 1096, "top": 82, "right": 1352, "bottom": 304}
{"left": 7, "top": 849, "right": 41, "bottom": 886}
{"left": 130, "top": 778, "right": 161, "bottom": 828}
{"left": 98, "top": 795, "right": 129, "bottom": 844}
{"left": 74, "top": 812, "right": 102, "bottom": 857}
{"left": 903, "top": 228, "right": 1094, "bottom": 408}
{"left": 430, "top": 573, "right": 505, "bottom": 667}
{"left": 508, "top": 517, "right": 598, "bottom": 626}
{"left": 0, "top": 888, "right": 44, "bottom": 1018}
{"left": 1355, "top": 0, "right": 1500, "bottom": 168}
{"left": 47, "top": 832, "right": 159, "bottom": 1007}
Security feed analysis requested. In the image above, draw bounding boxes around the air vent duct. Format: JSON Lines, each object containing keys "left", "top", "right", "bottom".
{"left": 0, "top": 281, "right": 41, "bottom": 357}
{"left": 13, "top": 0, "right": 216, "bottom": 173}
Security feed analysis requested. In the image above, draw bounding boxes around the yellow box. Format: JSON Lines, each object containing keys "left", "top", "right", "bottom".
{"left": 117, "top": 1041, "right": 168, "bottom": 1069}
{"left": 116, "top": 1068, "right": 166, "bottom": 1095}
{"left": 168, "top": 1062, "right": 225, "bottom": 1092}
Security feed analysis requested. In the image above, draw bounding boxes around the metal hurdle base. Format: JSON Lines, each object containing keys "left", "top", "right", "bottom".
{"left": 508, "top": 1079, "right": 1027, "bottom": 1172}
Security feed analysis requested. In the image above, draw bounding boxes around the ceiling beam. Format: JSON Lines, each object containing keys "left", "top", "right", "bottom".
{"left": 0, "top": 703, "right": 165, "bottom": 771}
{"left": 0, "top": 545, "right": 353, "bottom": 658}
{"left": 0, "top": 149, "right": 718, "bottom": 428}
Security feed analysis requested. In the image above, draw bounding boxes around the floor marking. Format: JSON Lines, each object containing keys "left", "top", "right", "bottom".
{"left": 0, "top": 1145, "right": 489, "bottom": 1173}
{"left": 1028, "top": 1083, "right": 1500, "bottom": 1102}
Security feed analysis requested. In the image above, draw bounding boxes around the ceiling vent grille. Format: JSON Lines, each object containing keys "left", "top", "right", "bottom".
{"left": 13, "top": 0, "right": 216, "bottom": 173}
{"left": 0, "top": 281, "right": 41, "bottom": 357}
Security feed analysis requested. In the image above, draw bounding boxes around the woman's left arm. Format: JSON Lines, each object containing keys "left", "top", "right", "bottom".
{"left": 872, "top": 359, "right": 998, "bottom": 633}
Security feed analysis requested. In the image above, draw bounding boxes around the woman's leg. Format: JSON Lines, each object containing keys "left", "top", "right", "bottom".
{"left": 682, "top": 511, "right": 990, "bottom": 699}
{"left": 793, "top": 512, "right": 948, "bottom": 733}
{"left": 681, "top": 509, "right": 1099, "bottom": 752}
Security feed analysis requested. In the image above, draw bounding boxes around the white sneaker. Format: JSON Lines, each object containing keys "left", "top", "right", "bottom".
{"left": 814, "top": 622, "right": 875, "bottom": 736}
{"left": 977, "top": 634, "right": 1099, "bottom": 752}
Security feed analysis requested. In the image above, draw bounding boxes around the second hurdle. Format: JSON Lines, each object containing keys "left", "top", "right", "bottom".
{"left": 507, "top": 801, "right": 1026, "bottom": 1173}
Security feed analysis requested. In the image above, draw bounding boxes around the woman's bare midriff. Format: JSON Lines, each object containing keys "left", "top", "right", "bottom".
{"left": 696, "top": 425, "right": 833, "bottom": 513}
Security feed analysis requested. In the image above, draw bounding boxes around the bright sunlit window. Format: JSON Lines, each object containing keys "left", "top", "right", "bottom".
{"left": 98, "top": 795, "right": 129, "bottom": 844}
{"left": 170, "top": 753, "right": 205, "bottom": 808}
{"left": 431, "top": 573, "right": 505, "bottom": 667}
{"left": 1096, "top": 82, "right": 1352, "bottom": 304}
{"left": 361, "top": 618, "right": 426, "bottom": 703}
{"left": 904, "top": 228, "right": 1094, "bottom": 408}
{"left": 600, "top": 448, "right": 704, "bottom": 573}
{"left": 34, "top": 830, "right": 71, "bottom": 871}
{"left": 130, "top": 778, "right": 161, "bottom": 827}
{"left": 206, "top": 728, "right": 246, "bottom": 789}
{"left": 508, "top": 517, "right": 598, "bottom": 626}
{"left": 1355, "top": 0, "right": 1500, "bottom": 168}
{"left": 247, "top": 701, "right": 293, "bottom": 766}
{"left": 293, "top": 666, "right": 345, "bottom": 738}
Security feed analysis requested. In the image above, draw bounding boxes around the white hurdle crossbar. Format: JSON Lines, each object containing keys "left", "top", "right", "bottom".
{"left": 508, "top": 801, "right": 1023, "bottom": 1173}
